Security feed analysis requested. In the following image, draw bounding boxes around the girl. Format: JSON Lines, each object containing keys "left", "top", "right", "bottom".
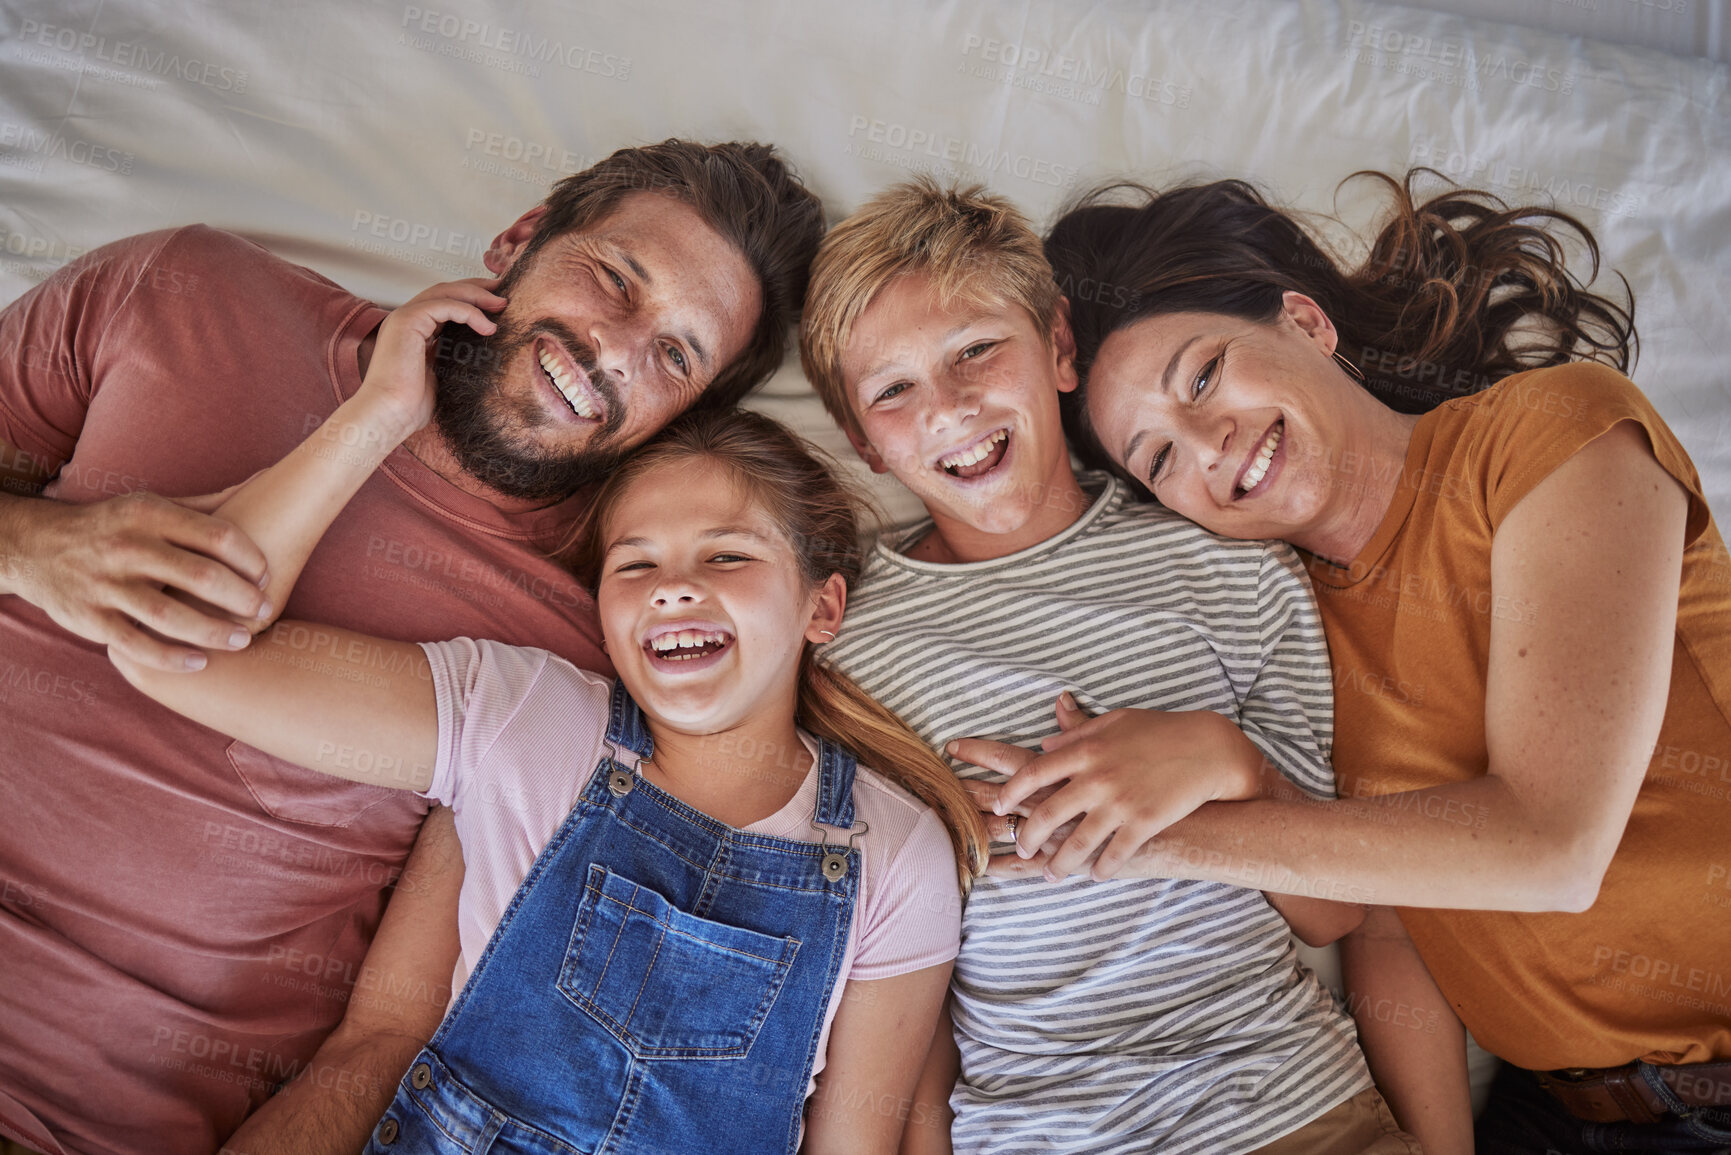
{"left": 966, "top": 171, "right": 1731, "bottom": 1153}
{"left": 112, "top": 280, "right": 987, "bottom": 1154}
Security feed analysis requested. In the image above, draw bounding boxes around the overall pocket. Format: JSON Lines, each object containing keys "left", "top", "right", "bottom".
{"left": 558, "top": 865, "right": 800, "bottom": 1059}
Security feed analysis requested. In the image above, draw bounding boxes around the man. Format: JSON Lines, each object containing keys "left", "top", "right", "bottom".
{"left": 0, "top": 139, "right": 823, "bottom": 1155}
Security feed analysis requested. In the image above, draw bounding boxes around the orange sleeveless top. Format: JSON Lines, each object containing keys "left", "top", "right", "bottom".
{"left": 1306, "top": 363, "right": 1731, "bottom": 1069}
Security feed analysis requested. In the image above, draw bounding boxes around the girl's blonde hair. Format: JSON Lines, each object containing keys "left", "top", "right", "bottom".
{"left": 569, "top": 407, "right": 988, "bottom": 890}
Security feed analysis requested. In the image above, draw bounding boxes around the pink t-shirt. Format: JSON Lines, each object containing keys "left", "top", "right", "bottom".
{"left": 0, "top": 228, "right": 607, "bottom": 1155}
{"left": 418, "top": 637, "right": 963, "bottom": 1097}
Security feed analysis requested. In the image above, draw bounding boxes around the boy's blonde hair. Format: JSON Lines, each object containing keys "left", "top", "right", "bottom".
{"left": 799, "top": 177, "right": 1062, "bottom": 440}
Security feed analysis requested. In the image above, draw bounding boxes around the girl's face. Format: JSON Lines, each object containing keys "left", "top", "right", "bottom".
{"left": 1084, "top": 292, "right": 1363, "bottom": 544}
{"left": 597, "top": 457, "right": 844, "bottom": 736}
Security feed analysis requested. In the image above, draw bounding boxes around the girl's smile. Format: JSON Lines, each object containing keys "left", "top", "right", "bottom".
{"left": 598, "top": 456, "right": 841, "bottom": 738}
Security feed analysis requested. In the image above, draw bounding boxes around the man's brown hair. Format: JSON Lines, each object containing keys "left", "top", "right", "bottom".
{"left": 799, "top": 177, "right": 1061, "bottom": 439}
{"left": 525, "top": 139, "right": 826, "bottom": 408}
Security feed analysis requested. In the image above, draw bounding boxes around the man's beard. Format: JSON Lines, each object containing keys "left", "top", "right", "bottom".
{"left": 429, "top": 312, "right": 630, "bottom": 503}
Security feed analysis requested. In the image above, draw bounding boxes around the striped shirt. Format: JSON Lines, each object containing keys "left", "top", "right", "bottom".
{"left": 824, "top": 474, "right": 1371, "bottom": 1154}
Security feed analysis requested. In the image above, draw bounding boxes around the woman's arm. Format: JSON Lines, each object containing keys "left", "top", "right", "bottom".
{"left": 803, "top": 963, "right": 953, "bottom": 1155}
{"left": 220, "top": 807, "right": 464, "bottom": 1155}
{"left": 1339, "top": 906, "right": 1472, "bottom": 1155}
{"left": 976, "top": 422, "right": 1687, "bottom": 911}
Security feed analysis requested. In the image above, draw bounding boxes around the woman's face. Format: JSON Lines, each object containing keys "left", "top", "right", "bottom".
{"left": 1084, "top": 293, "right": 1364, "bottom": 543}
{"left": 597, "top": 457, "right": 842, "bottom": 736}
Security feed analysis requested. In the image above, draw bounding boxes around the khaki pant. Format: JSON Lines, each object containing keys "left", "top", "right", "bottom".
{"left": 1248, "top": 1087, "right": 1424, "bottom": 1155}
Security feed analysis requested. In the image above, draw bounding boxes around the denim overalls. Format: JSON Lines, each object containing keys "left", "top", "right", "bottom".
{"left": 365, "top": 681, "right": 863, "bottom": 1154}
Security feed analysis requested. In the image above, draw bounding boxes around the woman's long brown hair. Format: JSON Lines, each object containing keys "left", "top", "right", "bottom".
{"left": 1044, "top": 167, "right": 1637, "bottom": 468}
{"left": 568, "top": 407, "right": 988, "bottom": 891}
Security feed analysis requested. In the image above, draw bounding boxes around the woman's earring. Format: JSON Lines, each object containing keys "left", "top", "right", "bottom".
{"left": 1331, "top": 349, "right": 1366, "bottom": 385}
{"left": 818, "top": 629, "right": 837, "bottom": 641}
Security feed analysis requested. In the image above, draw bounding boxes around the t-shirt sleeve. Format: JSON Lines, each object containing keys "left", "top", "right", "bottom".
{"left": 1238, "top": 541, "right": 1337, "bottom": 800}
{"left": 0, "top": 229, "right": 181, "bottom": 467}
{"left": 1477, "top": 363, "right": 1712, "bottom": 547}
{"left": 849, "top": 806, "right": 962, "bottom": 982}
{"left": 417, "top": 636, "right": 608, "bottom": 810}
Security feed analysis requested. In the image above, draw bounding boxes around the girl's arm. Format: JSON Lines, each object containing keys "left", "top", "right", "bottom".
{"left": 1340, "top": 906, "right": 1473, "bottom": 1155}
{"left": 803, "top": 962, "right": 953, "bottom": 1155}
{"left": 974, "top": 423, "right": 1686, "bottom": 911}
{"left": 110, "top": 280, "right": 506, "bottom": 787}
{"left": 208, "top": 278, "right": 504, "bottom": 637}
{"left": 898, "top": 996, "right": 959, "bottom": 1155}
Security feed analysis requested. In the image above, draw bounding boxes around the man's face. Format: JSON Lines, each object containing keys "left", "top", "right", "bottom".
{"left": 433, "top": 192, "right": 761, "bottom": 501}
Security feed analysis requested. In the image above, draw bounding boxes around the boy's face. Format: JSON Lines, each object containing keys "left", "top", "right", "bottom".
{"left": 840, "top": 272, "right": 1080, "bottom": 540}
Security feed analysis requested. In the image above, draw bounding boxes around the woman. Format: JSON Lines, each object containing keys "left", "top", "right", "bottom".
{"left": 958, "top": 171, "right": 1731, "bottom": 1152}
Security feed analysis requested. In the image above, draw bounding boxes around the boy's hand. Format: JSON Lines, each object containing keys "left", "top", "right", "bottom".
{"left": 358, "top": 278, "right": 506, "bottom": 436}
{"left": 952, "top": 693, "right": 1267, "bottom": 883}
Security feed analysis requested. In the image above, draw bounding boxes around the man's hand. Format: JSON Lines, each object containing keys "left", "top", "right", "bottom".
{"left": 951, "top": 693, "right": 1269, "bottom": 882}
{"left": 1, "top": 489, "right": 270, "bottom": 671}
{"left": 357, "top": 278, "right": 505, "bottom": 438}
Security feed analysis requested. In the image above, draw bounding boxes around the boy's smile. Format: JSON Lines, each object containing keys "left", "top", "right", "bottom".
{"left": 841, "top": 273, "right": 1088, "bottom": 563}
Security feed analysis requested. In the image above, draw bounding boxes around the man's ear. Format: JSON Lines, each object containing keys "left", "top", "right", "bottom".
{"left": 1052, "top": 297, "right": 1080, "bottom": 394}
{"left": 486, "top": 205, "right": 548, "bottom": 276}
{"left": 1280, "top": 291, "right": 1340, "bottom": 357}
{"left": 842, "top": 423, "right": 890, "bottom": 475}
{"left": 805, "top": 572, "right": 848, "bottom": 645}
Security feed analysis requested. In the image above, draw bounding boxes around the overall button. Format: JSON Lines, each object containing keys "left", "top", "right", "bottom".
{"left": 410, "top": 1061, "right": 432, "bottom": 1089}
{"left": 822, "top": 852, "right": 848, "bottom": 880}
{"left": 377, "top": 1116, "right": 400, "bottom": 1145}
{"left": 608, "top": 770, "right": 635, "bottom": 796}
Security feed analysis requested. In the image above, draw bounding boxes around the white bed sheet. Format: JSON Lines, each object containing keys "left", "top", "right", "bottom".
{"left": 2, "top": 0, "right": 1727, "bottom": 525}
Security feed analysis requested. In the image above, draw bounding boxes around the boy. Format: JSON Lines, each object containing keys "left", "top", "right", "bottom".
{"left": 799, "top": 179, "right": 1425, "bottom": 1154}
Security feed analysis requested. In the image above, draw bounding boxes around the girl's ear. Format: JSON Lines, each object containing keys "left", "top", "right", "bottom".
{"left": 805, "top": 572, "right": 848, "bottom": 644}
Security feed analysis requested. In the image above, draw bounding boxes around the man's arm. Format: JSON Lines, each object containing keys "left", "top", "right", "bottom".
{"left": 220, "top": 807, "right": 464, "bottom": 1155}
{"left": 0, "top": 445, "right": 273, "bottom": 670}
{"left": 0, "top": 236, "right": 276, "bottom": 671}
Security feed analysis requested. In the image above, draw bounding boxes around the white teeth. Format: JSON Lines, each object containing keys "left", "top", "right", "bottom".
{"left": 1239, "top": 426, "right": 1282, "bottom": 494}
{"left": 648, "top": 629, "right": 729, "bottom": 659}
{"left": 939, "top": 429, "right": 1008, "bottom": 471}
{"left": 538, "top": 347, "right": 597, "bottom": 419}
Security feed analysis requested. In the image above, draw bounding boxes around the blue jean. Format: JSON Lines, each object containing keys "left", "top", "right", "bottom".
{"left": 1476, "top": 1062, "right": 1731, "bottom": 1154}
{"left": 363, "top": 680, "right": 863, "bottom": 1154}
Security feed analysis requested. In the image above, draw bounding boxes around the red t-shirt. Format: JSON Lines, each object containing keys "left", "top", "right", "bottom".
{"left": 0, "top": 227, "right": 608, "bottom": 1154}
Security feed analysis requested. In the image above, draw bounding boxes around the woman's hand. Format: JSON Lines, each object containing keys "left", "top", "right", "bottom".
{"left": 950, "top": 693, "right": 1270, "bottom": 882}
{"left": 356, "top": 278, "right": 505, "bottom": 438}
